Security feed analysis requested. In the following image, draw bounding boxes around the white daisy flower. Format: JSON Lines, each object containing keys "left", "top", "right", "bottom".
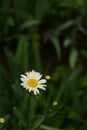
{"left": 20, "top": 70, "right": 47, "bottom": 95}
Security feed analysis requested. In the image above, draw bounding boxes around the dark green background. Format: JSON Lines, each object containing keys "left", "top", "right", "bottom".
{"left": 0, "top": 0, "right": 87, "bottom": 130}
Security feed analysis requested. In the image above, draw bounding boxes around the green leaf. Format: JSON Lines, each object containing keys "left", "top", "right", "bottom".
{"left": 0, "top": 64, "right": 10, "bottom": 85}
{"left": 21, "top": 20, "right": 39, "bottom": 30}
{"left": 35, "top": 0, "right": 49, "bottom": 20}
{"left": 58, "top": 20, "right": 75, "bottom": 32}
{"left": 5, "top": 48, "right": 20, "bottom": 80}
{"left": 71, "top": 86, "right": 82, "bottom": 113}
{"left": 79, "top": 74, "right": 87, "bottom": 87}
{"left": 32, "top": 39, "right": 42, "bottom": 71}
{"left": 67, "top": 67, "right": 82, "bottom": 84}
{"left": 31, "top": 115, "right": 45, "bottom": 130}
{"left": 45, "top": 20, "right": 75, "bottom": 39}
{"left": 27, "top": 96, "right": 38, "bottom": 130}
{"left": 69, "top": 48, "right": 78, "bottom": 68}
{"left": 56, "top": 67, "right": 82, "bottom": 100}
{"left": 81, "top": 50, "right": 87, "bottom": 58}
{"left": 64, "top": 38, "right": 73, "bottom": 47}
{"left": 6, "top": 17, "right": 14, "bottom": 27}
{"left": 65, "top": 125, "right": 76, "bottom": 130}
{"left": 13, "top": 107, "right": 26, "bottom": 128}
{"left": 40, "top": 125, "right": 63, "bottom": 130}
{"left": 68, "top": 109, "right": 81, "bottom": 120}
{"left": 14, "top": 107, "right": 24, "bottom": 120}
{"left": 52, "top": 65, "right": 67, "bottom": 82}
{"left": 16, "top": 36, "right": 29, "bottom": 71}
{"left": 51, "top": 37, "right": 61, "bottom": 60}
{"left": 77, "top": 22, "right": 87, "bottom": 35}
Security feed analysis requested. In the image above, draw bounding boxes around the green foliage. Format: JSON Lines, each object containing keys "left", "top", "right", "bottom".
{"left": 16, "top": 36, "right": 29, "bottom": 71}
{"left": 0, "top": 0, "right": 87, "bottom": 130}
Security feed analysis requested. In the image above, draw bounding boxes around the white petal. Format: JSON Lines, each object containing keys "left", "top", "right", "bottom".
{"left": 28, "top": 89, "right": 32, "bottom": 92}
{"left": 21, "top": 75, "right": 27, "bottom": 78}
{"left": 21, "top": 83, "right": 25, "bottom": 86}
{"left": 25, "top": 72, "right": 30, "bottom": 77}
{"left": 20, "top": 78, "right": 26, "bottom": 82}
{"left": 22, "top": 85, "right": 28, "bottom": 89}
{"left": 39, "top": 79, "right": 46, "bottom": 84}
{"left": 34, "top": 90, "right": 37, "bottom": 95}
{"left": 30, "top": 70, "right": 35, "bottom": 77}
{"left": 40, "top": 84, "right": 47, "bottom": 87}
{"left": 38, "top": 85, "right": 46, "bottom": 90}
{"left": 36, "top": 74, "right": 42, "bottom": 80}
{"left": 25, "top": 87, "right": 29, "bottom": 90}
{"left": 36, "top": 89, "right": 39, "bottom": 94}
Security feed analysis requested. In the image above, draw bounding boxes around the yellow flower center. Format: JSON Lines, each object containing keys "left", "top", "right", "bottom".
{"left": 27, "top": 78, "right": 38, "bottom": 88}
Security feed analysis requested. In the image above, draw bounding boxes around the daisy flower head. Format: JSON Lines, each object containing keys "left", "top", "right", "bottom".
{"left": 20, "top": 70, "right": 47, "bottom": 95}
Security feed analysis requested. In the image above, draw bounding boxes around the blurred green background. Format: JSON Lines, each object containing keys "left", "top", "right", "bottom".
{"left": 0, "top": 0, "right": 87, "bottom": 130}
